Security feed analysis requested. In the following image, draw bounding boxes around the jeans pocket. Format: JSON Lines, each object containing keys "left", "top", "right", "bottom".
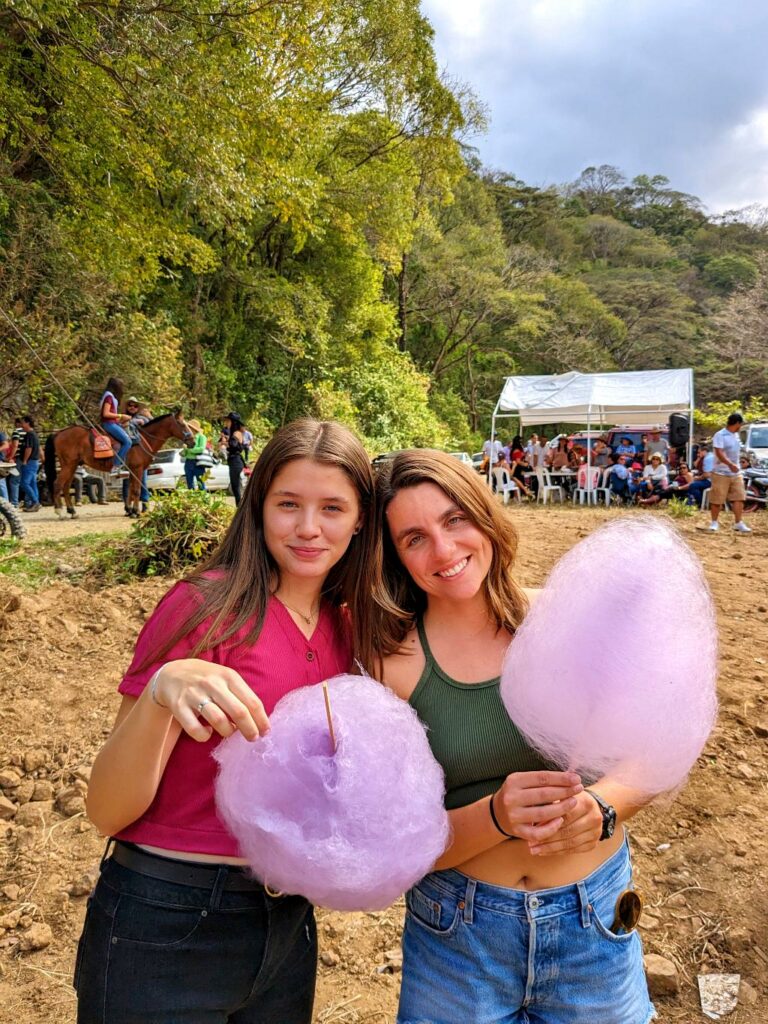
{"left": 406, "top": 882, "right": 461, "bottom": 936}
{"left": 589, "top": 876, "right": 639, "bottom": 945}
{"left": 111, "top": 893, "right": 206, "bottom": 948}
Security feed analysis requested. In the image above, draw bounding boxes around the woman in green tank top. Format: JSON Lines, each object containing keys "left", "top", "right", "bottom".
{"left": 369, "top": 450, "right": 654, "bottom": 1024}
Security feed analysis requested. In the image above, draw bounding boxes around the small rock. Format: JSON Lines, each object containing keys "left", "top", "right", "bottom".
{"left": 753, "top": 722, "right": 768, "bottom": 738}
{"left": 667, "top": 893, "right": 687, "bottom": 907}
{"left": 0, "top": 769, "right": 22, "bottom": 790}
{"left": 14, "top": 801, "right": 53, "bottom": 827}
{"left": 2, "top": 884, "right": 21, "bottom": 902}
{"left": 644, "top": 954, "right": 680, "bottom": 998}
{"left": 0, "top": 796, "right": 17, "bottom": 820}
{"left": 383, "top": 948, "right": 403, "bottom": 971}
{"left": 31, "top": 781, "right": 54, "bottom": 802}
{"left": 739, "top": 979, "right": 758, "bottom": 1005}
{"left": 74, "top": 766, "right": 92, "bottom": 784}
{"left": 68, "top": 871, "right": 97, "bottom": 898}
{"left": 320, "top": 950, "right": 340, "bottom": 967}
{"left": 56, "top": 787, "right": 86, "bottom": 817}
{"left": 22, "top": 750, "right": 47, "bottom": 773}
{"left": 0, "top": 909, "right": 23, "bottom": 930}
{"left": 735, "top": 846, "right": 748, "bottom": 857}
{"left": 656, "top": 843, "right": 671, "bottom": 852}
{"left": 18, "top": 922, "right": 53, "bottom": 952}
{"left": 15, "top": 779, "right": 35, "bottom": 805}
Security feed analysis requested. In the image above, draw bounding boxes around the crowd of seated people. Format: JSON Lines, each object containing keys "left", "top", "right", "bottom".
{"left": 481, "top": 430, "right": 716, "bottom": 508}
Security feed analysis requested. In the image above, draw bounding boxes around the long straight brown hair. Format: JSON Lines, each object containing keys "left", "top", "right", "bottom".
{"left": 139, "top": 419, "right": 379, "bottom": 671}
{"left": 368, "top": 449, "right": 529, "bottom": 669}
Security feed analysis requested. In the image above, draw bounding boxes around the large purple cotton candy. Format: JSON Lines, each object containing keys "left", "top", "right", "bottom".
{"left": 501, "top": 518, "right": 718, "bottom": 794}
{"left": 214, "top": 674, "right": 449, "bottom": 911}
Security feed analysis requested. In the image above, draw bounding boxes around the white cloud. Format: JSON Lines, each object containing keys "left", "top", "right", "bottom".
{"left": 422, "top": 0, "right": 768, "bottom": 213}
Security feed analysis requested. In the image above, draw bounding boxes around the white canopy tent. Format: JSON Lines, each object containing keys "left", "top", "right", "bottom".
{"left": 490, "top": 368, "right": 694, "bottom": 496}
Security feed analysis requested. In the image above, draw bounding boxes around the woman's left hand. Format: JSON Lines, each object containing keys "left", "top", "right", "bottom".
{"left": 527, "top": 791, "right": 604, "bottom": 856}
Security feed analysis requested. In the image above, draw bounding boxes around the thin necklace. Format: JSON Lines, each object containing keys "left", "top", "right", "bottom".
{"left": 276, "top": 596, "right": 320, "bottom": 626}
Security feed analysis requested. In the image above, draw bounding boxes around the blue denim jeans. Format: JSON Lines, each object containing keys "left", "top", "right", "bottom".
{"left": 74, "top": 853, "right": 317, "bottom": 1023}
{"left": 20, "top": 459, "right": 40, "bottom": 506}
{"left": 398, "top": 834, "right": 655, "bottom": 1024}
{"left": 102, "top": 420, "right": 131, "bottom": 467}
{"left": 122, "top": 471, "right": 149, "bottom": 504}
{"left": 185, "top": 460, "right": 207, "bottom": 490}
{"left": 7, "top": 462, "right": 20, "bottom": 505}
{"left": 0, "top": 477, "right": 7, "bottom": 501}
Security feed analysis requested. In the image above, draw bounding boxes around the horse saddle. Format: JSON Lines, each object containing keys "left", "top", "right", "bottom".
{"left": 91, "top": 429, "right": 116, "bottom": 459}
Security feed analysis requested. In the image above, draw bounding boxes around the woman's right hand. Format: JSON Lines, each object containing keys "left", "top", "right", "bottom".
{"left": 493, "top": 771, "right": 583, "bottom": 843}
{"left": 153, "top": 659, "right": 270, "bottom": 743}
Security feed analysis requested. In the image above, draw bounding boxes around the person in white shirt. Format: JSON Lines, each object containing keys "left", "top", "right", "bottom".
{"left": 635, "top": 453, "right": 668, "bottom": 504}
{"left": 481, "top": 438, "right": 504, "bottom": 475}
{"left": 709, "top": 413, "right": 750, "bottom": 533}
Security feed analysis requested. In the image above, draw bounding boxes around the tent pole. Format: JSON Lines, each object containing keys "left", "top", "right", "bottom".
{"left": 688, "top": 369, "right": 695, "bottom": 466}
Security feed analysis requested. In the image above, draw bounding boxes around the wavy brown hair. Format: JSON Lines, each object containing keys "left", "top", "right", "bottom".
{"left": 138, "top": 419, "right": 379, "bottom": 671}
{"left": 369, "top": 449, "right": 528, "bottom": 669}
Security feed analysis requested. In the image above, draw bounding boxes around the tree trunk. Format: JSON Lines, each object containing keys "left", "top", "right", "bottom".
{"left": 397, "top": 251, "right": 409, "bottom": 352}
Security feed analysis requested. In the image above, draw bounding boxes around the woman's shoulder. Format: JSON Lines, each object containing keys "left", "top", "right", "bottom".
{"left": 377, "top": 626, "right": 425, "bottom": 701}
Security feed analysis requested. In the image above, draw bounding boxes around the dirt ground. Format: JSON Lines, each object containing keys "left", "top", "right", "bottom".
{"left": 1, "top": 503, "right": 767, "bottom": 1023}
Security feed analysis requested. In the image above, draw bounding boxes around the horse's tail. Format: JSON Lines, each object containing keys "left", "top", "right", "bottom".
{"left": 44, "top": 433, "right": 58, "bottom": 489}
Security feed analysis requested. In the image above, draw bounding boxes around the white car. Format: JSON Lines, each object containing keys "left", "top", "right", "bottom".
{"left": 449, "top": 451, "right": 473, "bottom": 466}
{"left": 118, "top": 448, "right": 242, "bottom": 493}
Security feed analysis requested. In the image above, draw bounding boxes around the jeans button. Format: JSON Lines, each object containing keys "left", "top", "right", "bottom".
{"left": 529, "top": 896, "right": 541, "bottom": 910}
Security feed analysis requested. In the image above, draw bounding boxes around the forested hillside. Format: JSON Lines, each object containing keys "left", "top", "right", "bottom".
{"left": 2, "top": 1, "right": 768, "bottom": 450}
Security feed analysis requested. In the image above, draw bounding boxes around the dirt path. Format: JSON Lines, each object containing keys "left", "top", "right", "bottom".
{"left": 0, "top": 504, "right": 766, "bottom": 1021}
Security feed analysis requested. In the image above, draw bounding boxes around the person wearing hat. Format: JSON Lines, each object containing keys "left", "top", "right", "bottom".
{"left": 183, "top": 418, "right": 209, "bottom": 491}
{"left": 644, "top": 427, "right": 669, "bottom": 465}
{"left": 634, "top": 451, "right": 668, "bottom": 504}
{"left": 222, "top": 411, "right": 246, "bottom": 504}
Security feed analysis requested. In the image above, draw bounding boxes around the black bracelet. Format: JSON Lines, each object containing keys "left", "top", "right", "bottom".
{"left": 489, "top": 792, "right": 515, "bottom": 839}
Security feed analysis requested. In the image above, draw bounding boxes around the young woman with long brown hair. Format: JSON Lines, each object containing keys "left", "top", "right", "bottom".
{"left": 76, "top": 419, "right": 378, "bottom": 1024}
{"left": 371, "top": 450, "right": 654, "bottom": 1024}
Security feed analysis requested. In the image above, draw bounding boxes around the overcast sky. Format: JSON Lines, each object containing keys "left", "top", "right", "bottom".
{"left": 421, "top": 0, "right": 768, "bottom": 214}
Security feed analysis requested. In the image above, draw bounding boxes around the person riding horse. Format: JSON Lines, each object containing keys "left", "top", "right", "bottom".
{"left": 99, "top": 378, "right": 132, "bottom": 470}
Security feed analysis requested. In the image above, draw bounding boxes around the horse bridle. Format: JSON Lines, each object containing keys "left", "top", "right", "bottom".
{"left": 136, "top": 416, "right": 194, "bottom": 456}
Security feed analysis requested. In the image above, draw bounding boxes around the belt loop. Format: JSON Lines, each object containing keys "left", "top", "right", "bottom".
{"left": 576, "top": 880, "right": 591, "bottom": 928}
{"left": 463, "top": 878, "right": 476, "bottom": 924}
{"left": 209, "top": 867, "right": 228, "bottom": 911}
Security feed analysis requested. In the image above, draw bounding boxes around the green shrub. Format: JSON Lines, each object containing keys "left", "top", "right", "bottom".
{"left": 90, "top": 490, "right": 234, "bottom": 582}
{"left": 664, "top": 496, "right": 697, "bottom": 519}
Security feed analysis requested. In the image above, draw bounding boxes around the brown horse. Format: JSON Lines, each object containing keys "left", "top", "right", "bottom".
{"left": 45, "top": 411, "right": 193, "bottom": 518}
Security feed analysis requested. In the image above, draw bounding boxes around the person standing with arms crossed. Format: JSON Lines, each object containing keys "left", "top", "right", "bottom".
{"left": 709, "top": 412, "right": 750, "bottom": 533}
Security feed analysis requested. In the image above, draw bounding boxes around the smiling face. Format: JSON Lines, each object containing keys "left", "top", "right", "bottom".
{"left": 262, "top": 458, "right": 362, "bottom": 587}
{"left": 385, "top": 482, "right": 493, "bottom": 605}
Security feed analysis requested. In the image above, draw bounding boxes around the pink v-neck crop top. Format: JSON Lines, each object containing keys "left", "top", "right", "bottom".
{"left": 115, "top": 580, "right": 352, "bottom": 856}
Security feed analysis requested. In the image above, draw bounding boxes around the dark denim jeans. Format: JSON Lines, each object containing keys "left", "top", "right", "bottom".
{"left": 74, "top": 855, "right": 317, "bottom": 1023}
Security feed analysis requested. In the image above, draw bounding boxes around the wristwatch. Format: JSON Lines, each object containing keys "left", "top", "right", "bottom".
{"left": 586, "top": 790, "right": 617, "bottom": 841}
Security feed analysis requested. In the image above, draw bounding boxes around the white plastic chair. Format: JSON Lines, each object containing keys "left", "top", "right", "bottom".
{"left": 701, "top": 489, "right": 710, "bottom": 510}
{"left": 536, "top": 468, "right": 563, "bottom": 504}
{"left": 492, "top": 467, "right": 521, "bottom": 504}
{"left": 573, "top": 466, "right": 601, "bottom": 505}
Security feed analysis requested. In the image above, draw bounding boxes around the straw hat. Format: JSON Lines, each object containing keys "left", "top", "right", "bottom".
{"left": 188, "top": 419, "right": 202, "bottom": 432}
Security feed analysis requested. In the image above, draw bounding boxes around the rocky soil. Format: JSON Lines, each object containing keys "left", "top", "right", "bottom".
{"left": 1, "top": 504, "right": 766, "bottom": 1022}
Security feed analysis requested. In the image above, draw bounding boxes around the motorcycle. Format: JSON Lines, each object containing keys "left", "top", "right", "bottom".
{"left": 0, "top": 461, "right": 26, "bottom": 539}
{"left": 743, "top": 467, "right": 768, "bottom": 514}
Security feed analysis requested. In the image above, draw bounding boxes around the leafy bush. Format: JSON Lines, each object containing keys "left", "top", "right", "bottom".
{"left": 664, "top": 496, "right": 697, "bottom": 519}
{"left": 90, "top": 490, "right": 234, "bottom": 582}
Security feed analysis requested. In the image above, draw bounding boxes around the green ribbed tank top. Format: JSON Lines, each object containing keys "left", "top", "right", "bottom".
{"left": 409, "top": 619, "right": 555, "bottom": 811}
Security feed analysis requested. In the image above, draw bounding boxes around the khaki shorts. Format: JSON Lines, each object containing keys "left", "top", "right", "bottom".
{"left": 710, "top": 473, "right": 746, "bottom": 505}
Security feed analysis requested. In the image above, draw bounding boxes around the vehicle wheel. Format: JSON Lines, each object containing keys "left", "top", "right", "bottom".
{"left": 0, "top": 498, "right": 26, "bottom": 539}
{"left": 743, "top": 498, "right": 761, "bottom": 514}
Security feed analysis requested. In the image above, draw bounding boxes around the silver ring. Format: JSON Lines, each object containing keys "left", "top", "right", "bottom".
{"left": 196, "top": 698, "right": 214, "bottom": 715}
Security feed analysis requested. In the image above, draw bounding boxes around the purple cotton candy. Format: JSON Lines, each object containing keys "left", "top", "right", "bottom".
{"left": 501, "top": 517, "right": 718, "bottom": 795}
{"left": 214, "top": 674, "right": 449, "bottom": 910}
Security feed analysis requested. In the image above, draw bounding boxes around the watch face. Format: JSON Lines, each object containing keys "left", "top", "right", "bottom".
{"left": 605, "top": 809, "right": 617, "bottom": 839}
